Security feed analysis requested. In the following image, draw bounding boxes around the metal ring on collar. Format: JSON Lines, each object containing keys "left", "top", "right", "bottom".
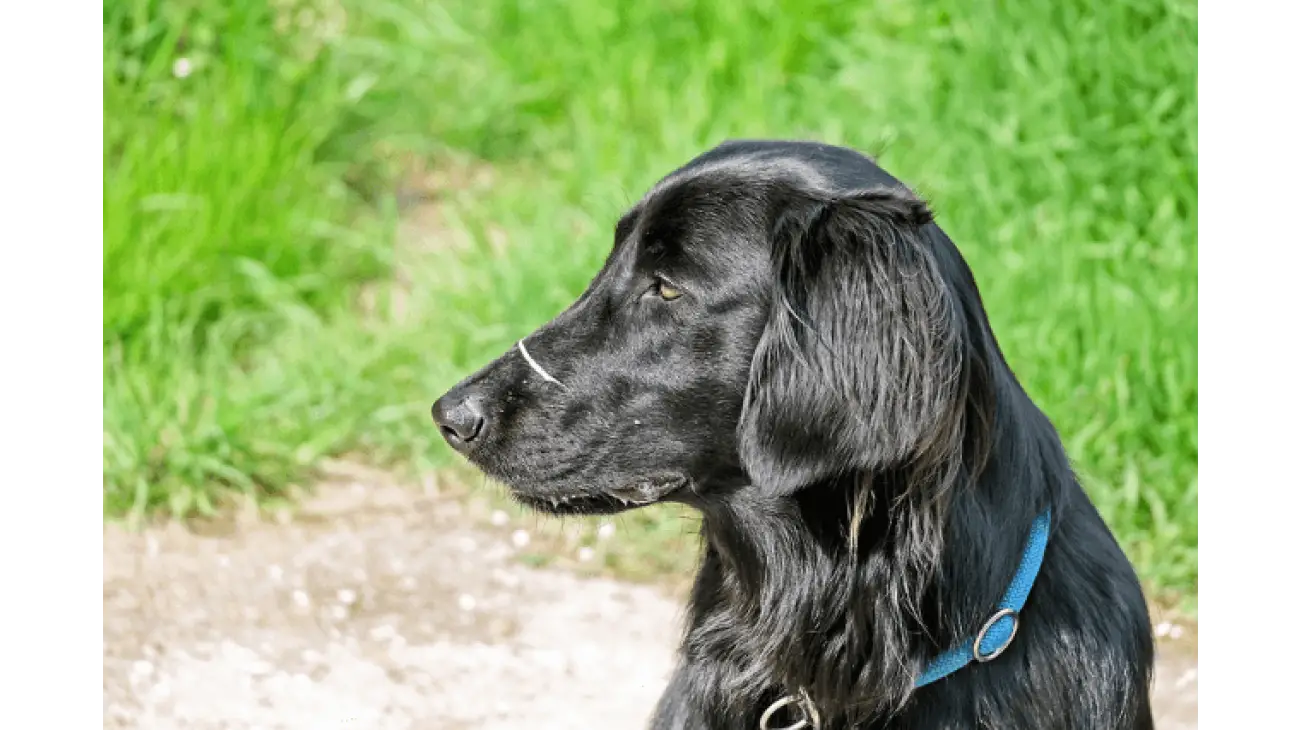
{"left": 759, "top": 688, "right": 821, "bottom": 730}
{"left": 973, "top": 607, "right": 1020, "bottom": 663}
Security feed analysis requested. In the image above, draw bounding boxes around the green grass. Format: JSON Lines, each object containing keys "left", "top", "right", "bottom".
{"left": 103, "top": 0, "right": 1197, "bottom": 602}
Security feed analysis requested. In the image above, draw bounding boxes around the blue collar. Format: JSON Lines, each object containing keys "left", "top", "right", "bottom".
{"left": 914, "top": 508, "right": 1053, "bottom": 687}
{"left": 760, "top": 509, "right": 1055, "bottom": 730}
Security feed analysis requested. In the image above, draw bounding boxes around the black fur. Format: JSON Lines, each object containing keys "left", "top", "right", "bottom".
{"left": 432, "top": 140, "right": 1154, "bottom": 729}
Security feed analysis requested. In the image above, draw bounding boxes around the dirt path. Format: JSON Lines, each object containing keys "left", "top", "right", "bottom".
{"left": 104, "top": 474, "right": 1196, "bottom": 729}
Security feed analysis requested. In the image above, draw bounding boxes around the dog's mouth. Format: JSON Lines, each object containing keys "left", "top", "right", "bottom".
{"left": 511, "top": 476, "right": 689, "bottom": 516}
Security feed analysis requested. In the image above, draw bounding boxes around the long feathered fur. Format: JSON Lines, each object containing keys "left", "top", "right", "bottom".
{"left": 433, "top": 139, "right": 1156, "bottom": 730}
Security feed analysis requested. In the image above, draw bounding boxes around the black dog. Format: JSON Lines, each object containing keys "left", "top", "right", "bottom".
{"left": 433, "top": 140, "right": 1153, "bottom": 729}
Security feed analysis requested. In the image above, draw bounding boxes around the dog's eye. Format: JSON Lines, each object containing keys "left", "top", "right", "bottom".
{"left": 651, "top": 277, "right": 683, "bottom": 301}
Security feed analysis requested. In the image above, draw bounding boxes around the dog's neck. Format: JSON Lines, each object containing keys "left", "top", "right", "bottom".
{"left": 688, "top": 399, "right": 1067, "bottom": 725}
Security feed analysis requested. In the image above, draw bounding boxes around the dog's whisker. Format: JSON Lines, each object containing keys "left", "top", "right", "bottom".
{"left": 517, "top": 339, "right": 565, "bottom": 388}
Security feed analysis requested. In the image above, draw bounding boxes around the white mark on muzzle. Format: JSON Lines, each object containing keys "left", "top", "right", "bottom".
{"left": 517, "top": 339, "right": 564, "bottom": 387}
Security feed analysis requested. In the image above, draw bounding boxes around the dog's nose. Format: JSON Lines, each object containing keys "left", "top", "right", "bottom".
{"left": 431, "top": 392, "right": 487, "bottom": 450}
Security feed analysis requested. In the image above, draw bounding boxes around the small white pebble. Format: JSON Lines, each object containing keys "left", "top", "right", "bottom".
{"left": 597, "top": 523, "right": 615, "bottom": 540}
{"left": 268, "top": 565, "right": 283, "bottom": 583}
{"left": 131, "top": 660, "right": 154, "bottom": 678}
{"left": 1154, "top": 621, "right": 1172, "bottom": 638}
{"left": 457, "top": 536, "right": 478, "bottom": 553}
{"left": 458, "top": 594, "right": 477, "bottom": 612}
{"left": 577, "top": 547, "right": 595, "bottom": 562}
{"left": 246, "top": 659, "right": 273, "bottom": 676}
{"left": 1168, "top": 624, "right": 1184, "bottom": 639}
{"left": 148, "top": 679, "right": 172, "bottom": 700}
{"left": 1175, "top": 668, "right": 1197, "bottom": 689}
{"left": 368, "top": 624, "right": 397, "bottom": 642}
{"left": 292, "top": 590, "right": 311, "bottom": 608}
{"left": 217, "top": 555, "right": 230, "bottom": 568}
{"left": 400, "top": 576, "right": 417, "bottom": 590}
{"left": 490, "top": 510, "right": 509, "bottom": 526}
{"left": 330, "top": 605, "right": 348, "bottom": 620}
{"left": 145, "top": 536, "right": 160, "bottom": 557}
{"left": 492, "top": 569, "right": 521, "bottom": 588}
{"left": 530, "top": 648, "right": 567, "bottom": 671}
{"left": 511, "top": 529, "right": 530, "bottom": 548}
{"left": 337, "top": 588, "right": 357, "bottom": 605}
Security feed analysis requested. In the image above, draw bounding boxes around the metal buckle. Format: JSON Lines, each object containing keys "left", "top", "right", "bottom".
{"left": 973, "top": 607, "right": 1019, "bottom": 663}
{"left": 759, "top": 688, "right": 822, "bottom": 730}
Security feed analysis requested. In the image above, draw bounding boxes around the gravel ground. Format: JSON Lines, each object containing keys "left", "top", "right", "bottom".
{"left": 103, "top": 471, "right": 1197, "bottom": 729}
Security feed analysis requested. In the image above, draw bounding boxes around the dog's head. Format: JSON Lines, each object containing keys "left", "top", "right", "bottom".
{"left": 432, "top": 140, "right": 980, "bottom": 515}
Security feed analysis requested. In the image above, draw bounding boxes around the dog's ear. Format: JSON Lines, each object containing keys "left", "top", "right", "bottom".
{"left": 738, "top": 186, "right": 967, "bottom": 495}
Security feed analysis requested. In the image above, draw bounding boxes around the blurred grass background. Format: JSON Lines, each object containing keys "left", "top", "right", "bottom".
{"left": 103, "top": 0, "right": 1197, "bottom": 604}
